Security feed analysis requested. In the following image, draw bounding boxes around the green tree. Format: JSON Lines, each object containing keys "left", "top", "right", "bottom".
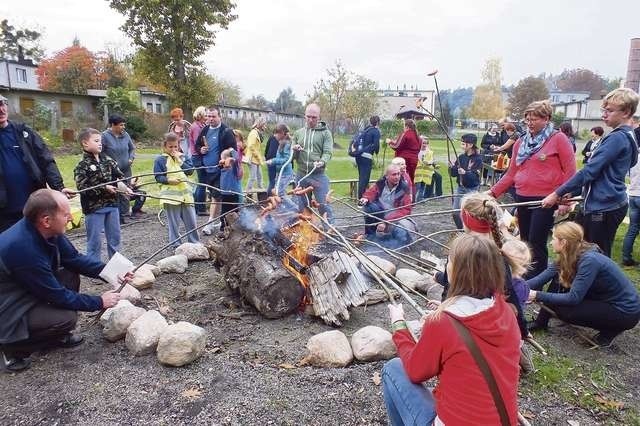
{"left": 246, "top": 94, "right": 270, "bottom": 110}
{"left": 273, "top": 87, "right": 304, "bottom": 114}
{"left": 507, "top": 76, "right": 550, "bottom": 120}
{"left": 469, "top": 58, "right": 504, "bottom": 120}
{"left": 100, "top": 87, "right": 141, "bottom": 115}
{"left": 109, "top": 0, "right": 237, "bottom": 114}
{"left": 343, "top": 75, "right": 378, "bottom": 130}
{"left": 556, "top": 68, "right": 606, "bottom": 98}
{"left": 308, "top": 60, "right": 351, "bottom": 135}
{"left": 0, "top": 19, "right": 43, "bottom": 62}
{"left": 551, "top": 111, "right": 566, "bottom": 128}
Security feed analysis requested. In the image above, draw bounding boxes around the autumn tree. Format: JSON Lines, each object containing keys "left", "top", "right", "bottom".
{"left": 36, "top": 38, "right": 97, "bottom": 94}
{"left": 468, "top": 58, "right": 504, "bottom": 120}
{"left": 507, "top": 76, "right": 550, "bottom": 120}
{"left": 273, "top": 87, "right": 304, "bottom": 114}
{"left": 94, "top": 51, "right": 128, "bottom": 89}
{"left": 343, "top": 75, "right": 378, "bottom": 130}
{"left": 109, "top": 0, "right": 237, "bottom": 114}
{"left": 556, "top": 68, "right": 606, "bottom": 98}
{"left": 0, "top": 19, "right": 43, "bottom": 62}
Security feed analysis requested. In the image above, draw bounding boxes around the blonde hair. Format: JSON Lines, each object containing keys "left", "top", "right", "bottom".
{"left": 193, "top": 106, "right": 207, "bottom": 121}
{"left": 252, "top": 117, "right": 267, "bottom": 129}
{"left": 524, "top": 100, "right": 553, "bottom": 120}
{"left": 602, "top": 88, "right": 639, "bottom": 117}
{"left": 232, "top": 129, "right": 244, "bottom": 142}
{"left": 433, "top": 234, "right": 505, "bottom": 316}
{"left": 391, "top": 157, "right": 406, "bottom": 166}
{"left": 553, "top": 222, "right": 598, "bottom": 288}
{"left": 501, "top": 239, "right": 531, "bottom": 278}
{"left": 460, "top": 192, "right": 505, "bottom": 248}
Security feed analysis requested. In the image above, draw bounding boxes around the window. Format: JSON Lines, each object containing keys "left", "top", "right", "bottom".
{"left": 16, "top": 68, "right": 27, "bottom": 83}
{"left": 19, "top": 97, "right": 34, "bottom": 114}
{"left": 155, "top": 104, "right": 161, "bottom": 114}
{"left": 60, "top": 100, "right": 73, "bottom": 117}
{"left": 145, "top": 102, "right": 153, "bottom": 112}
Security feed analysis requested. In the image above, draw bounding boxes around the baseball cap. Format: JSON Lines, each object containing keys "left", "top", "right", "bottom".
{"left": 461, "top": 133, "right": 477, "bottom": 145}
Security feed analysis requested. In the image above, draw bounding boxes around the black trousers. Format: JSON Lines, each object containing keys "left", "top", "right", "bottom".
{"left": 580, "top": 204, "right": 628, "bottom": 258}
{"left": 516, "top": 194, "right": 556, "bottom": 279}
{"left": 220, "top": 193, "right": 240, "bottom": 231}
{"left": 356, "top": 156, "right": 373, "bottom": 199}
{"left": 2, "top": 269, "right": 80, "bottom": 358}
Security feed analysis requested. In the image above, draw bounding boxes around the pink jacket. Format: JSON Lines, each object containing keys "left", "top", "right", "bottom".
{"left": 490, "top": 131, "right": 576, "bottom": 198}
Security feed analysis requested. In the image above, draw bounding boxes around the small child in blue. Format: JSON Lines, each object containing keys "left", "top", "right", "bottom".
{"left": 265, "top": 124, "right": 296, "bottom": 208}
{"left": 219, "top": 145, "right": 243, "bottom": 231}
{"left": 502, "top": 238, "right": 532, "bottom": 311}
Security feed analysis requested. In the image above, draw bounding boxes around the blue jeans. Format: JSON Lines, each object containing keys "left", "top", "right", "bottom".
{"left": 623, "top": 197, "right": 640, "bottom": 261}
{"left": 85, "top": 206, "right": 121, "bottom": 261}
{"left": 356, "top": 156, "right": 373, "bottom": 199}
{"left": 416, "top": 172, "right": 443, "bottom": 201}
{"left": 363, "top": 201, "right": 412, "bottom": 248}
{"left": 296, "top": 172, "right": 334, "bottom": 223}
{"left": 192, "top": 155, "right": 207, "bottom": 214}
{"left": 382, "top": 358, "right": 437, "bottom": 426}
{"left": 266, "top": 164, "right": 277, "bottom": 196}
{"left": 452, "top": 185, "right": 479, "bottom": 229}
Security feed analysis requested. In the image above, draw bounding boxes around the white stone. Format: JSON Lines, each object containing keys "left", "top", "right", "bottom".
{"left": 101, "top": 300, "right": 146, "bottom": 342}
{"left": 305, "top": 330, "right": 353, "bottom": 368}
{"left": 350, "top": 326, "right": 397, "bottom": 361}
{"left": 148, "top": 263, "right": 161, "bottom": 277}
{"left": 157, "top": 254, "right": 188, "bottom": 274}
{"left": 175, "top": 243, "right": 210, "bottom": 261}
{"left": 425, "top": 282, "right": 444, "bottom": 301}
{"left": 125, "top": 310, "right": 169, "bottom": 356}
{"left": 131, "top": 265, "right": 156, "bottom": 289}
{"left": 119, "top": 284, "right": 141, "bottom": 304}
{"left": 395, "top": 268, "right": 430, "bottom": 291}
{"left": 363, "top": 255, "right": 396, "bottom": 276}
{"left": 156, "top": 322, "right": 207, "bottom": 367}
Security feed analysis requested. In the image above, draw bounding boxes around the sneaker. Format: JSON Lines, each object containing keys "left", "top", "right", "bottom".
{"left": 622, "top": 258, "right": 638, "bottom": 267}
{"left": 202, "top": 222, "right": 220, "bottom": 236}
{"left": 593, "top": 332, "right": 615, "bottom": 348}
{"left": 1, "top": 350, "right": 31, "bottom": 372}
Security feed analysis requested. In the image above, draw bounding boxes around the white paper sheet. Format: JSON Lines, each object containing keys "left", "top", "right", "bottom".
{"left": 99, "top": 252, "right": 134, "bottom": 289}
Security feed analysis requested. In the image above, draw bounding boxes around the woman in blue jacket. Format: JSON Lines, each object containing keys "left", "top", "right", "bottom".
{"left": 527, "top": 222, "right": 640, "bottom": 347}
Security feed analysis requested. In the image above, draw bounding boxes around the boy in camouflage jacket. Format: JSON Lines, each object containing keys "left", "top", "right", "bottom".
{"left": 74, "top": 128, "right": 131, "bottom": 261}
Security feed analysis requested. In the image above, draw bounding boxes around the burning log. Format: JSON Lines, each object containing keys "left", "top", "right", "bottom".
{"left": 213, "top": 207, "right": 370, "bottom": 325}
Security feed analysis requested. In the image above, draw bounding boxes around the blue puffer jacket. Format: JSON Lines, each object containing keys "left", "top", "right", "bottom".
{"left": 556, "top": 125, "right": 638, "bottom": 213}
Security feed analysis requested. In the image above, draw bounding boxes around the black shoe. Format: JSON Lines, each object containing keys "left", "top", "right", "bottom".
{"left": 622, "top": 259, "right": 638, "bottom": 267}
{"left": 1, "top": 350, "right": 31, "bottom": 372}
{"left": 120, "top": 217, "right": 126, "bottom": 225}
{"left": 527, "top": 321, "right": 548, "bottom": 333}
{"left": 197, "top": 211, "right": 209, "bottom": 217}
{"left": 57, "top": 334, "right": 85, "bottom": 348}
{"left": 593, "top": 332, "right": 615, "bottom": 348}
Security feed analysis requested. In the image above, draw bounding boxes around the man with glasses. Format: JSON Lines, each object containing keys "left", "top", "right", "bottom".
{"left": 291, "top": 103, "right": 334, "bottom": 222}
{"left": 0, "top": 94, "right": 73, "bottom": 232}
{"left": 542, "top": 88, "right": 640, "bottom": 258}
{"left": 195, "top": 107, "right": 236, "bottom": 235}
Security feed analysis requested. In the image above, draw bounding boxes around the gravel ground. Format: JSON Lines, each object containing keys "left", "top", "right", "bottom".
{"left": 1, "top": 198, "right": 638, "bottom": 425}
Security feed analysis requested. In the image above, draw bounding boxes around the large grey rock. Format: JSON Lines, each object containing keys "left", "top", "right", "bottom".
{"left": 395, "top": 268, "right": 430, "bottom": 291}
{"left": 157, "top": 322, "right": 207, "bottom": 367}
{"left": 363, "top": 255, "right": 396, "bottom": 276}
{"left": 305, "top": 330, "right": 353, "bottom": 368}
{"left": 157, "top": 255, "right": 188, "bottom": 274}
{"left": 175, "top": 243, "right": 210, "bottom": 261}
{"left": 101, "top": 300, "right": 146, "bottom": 342}
{"left": 125, "top": 310, "right": 169, "bottom": 356}
{"left": 131, "top": 264, "right": 156, "bottom": 289}
{"left": 350, "top": 326, "right": 396, "bottom": 361}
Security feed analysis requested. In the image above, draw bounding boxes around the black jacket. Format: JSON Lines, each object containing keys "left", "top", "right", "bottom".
{"left": 0, "top": 121, "right": 65, "bottom": 209}
{"left": 264, "top": 135, "right": 279, "bottom": 160}
{"left": 195, "top": 122, "right": 237, "bottom": 155}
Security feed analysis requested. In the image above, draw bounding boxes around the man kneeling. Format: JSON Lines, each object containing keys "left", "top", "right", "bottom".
{"left": 0, "top": 189, "right": 122, "bottom": 372}
{"left": 359, "top": 164, "right": 414, "bottom": 249}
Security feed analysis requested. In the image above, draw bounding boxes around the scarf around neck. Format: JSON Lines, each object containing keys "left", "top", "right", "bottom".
{"left": 516, "top": 122, "right": 555, "bottom": 166}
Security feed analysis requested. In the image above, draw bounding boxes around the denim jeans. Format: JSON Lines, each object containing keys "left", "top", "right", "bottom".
{"left": 382, "top": 358, "right": 437, "bottom": 426}
{"left": 363, "top": 201, "right": 412, "bottom": 248}
{"left": 355, "top": 156, "right": 373, "bottom": 199}
{"left": 452, "top": 185, "right": 479, "bottom": 229}
{"left": 85, "top": 206, "right": 121, "bottom": 261}
{"left": 296, "top": 172, "right": 334, "bottom": 223}
{"left": 622, "top": 196, "right": 640, "bottom": 262}
{"left": 192, "top": 155, "right": 207, "bottom": 214}
{"left": 416, "top": 173, "right": 443, "bottom": 201}
{"left": 246, "top": 163, "right": 263, "bottom": 190}
{"left": 275, "top": 170, "right": 294, "bottom": 197}
{"left": 266, "top": 164, "right": 277, "bottom": 196}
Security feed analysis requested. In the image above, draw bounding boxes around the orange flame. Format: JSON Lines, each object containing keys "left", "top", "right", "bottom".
{"left": 281, "top": 210, "right": 322, "bottom": 288}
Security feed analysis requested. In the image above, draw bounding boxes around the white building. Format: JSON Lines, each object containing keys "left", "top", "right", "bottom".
{"left": 375, "top": 85, "right": 436, "bottom": 120}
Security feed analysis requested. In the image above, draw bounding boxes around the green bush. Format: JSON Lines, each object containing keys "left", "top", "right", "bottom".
{"left": 124, "top": 114, "right": 148, "bottom": 140}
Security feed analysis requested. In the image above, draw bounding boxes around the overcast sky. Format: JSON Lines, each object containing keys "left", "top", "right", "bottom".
{"left": 7, "top": 0, "right": 640, "bottom": 101}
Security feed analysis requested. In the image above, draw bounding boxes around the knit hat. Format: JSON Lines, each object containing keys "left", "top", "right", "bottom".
{"left": 461, "top": 133, "right": 477, "bottom": 145}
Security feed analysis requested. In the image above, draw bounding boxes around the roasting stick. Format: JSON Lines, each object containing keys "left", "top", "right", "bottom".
{"left": 336, "top": 194, "right": 465, "bottom": 220}
{"left": 87, "top": 205, "right": 245, "bottom": 326}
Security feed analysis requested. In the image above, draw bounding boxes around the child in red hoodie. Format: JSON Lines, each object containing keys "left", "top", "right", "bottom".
{"left": 382, "top": 233, "right": 521, "bottom": 426}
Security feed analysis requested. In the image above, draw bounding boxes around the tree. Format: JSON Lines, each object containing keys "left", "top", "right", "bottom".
{"left": 342, "top": 74, "right": 378, "bottom": 130}
{"left": 36, "top": 39, "right": 97, "bottom": 94}
{"left": 468, "top": 58, "right": 504, "bottom": 120}
{"left": 0, "top": 19, "right": 43, "bottom": 62}
{"left": 507, "top": 76, "right": 550, "bottom": 120}
{"left": 94, "top": 51, "right": 128, "bottom": 89}
{"left": 308, "top": 60, "right": 351, "bottom": 135}
{"left": 556, "top": 68, "right": 606, "bottom": 98}
{"left": 109, "top": 0, "right": 237, "bottom": 114}
{"left": 100, "top": 87, "right": 141, "bottom": 116}
{"left": 273, "top": 87, "right": 304, "bottom": 114}
{"left": 246, "top": 94, "right": 271, "bottom": 110}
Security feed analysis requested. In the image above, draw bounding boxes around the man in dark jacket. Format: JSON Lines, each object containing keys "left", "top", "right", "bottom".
{"left": 359, "top": 164, "right": 414, "bottom": 248}
{"left": 0, "top": 94, "right": 73, "bottom": 232}
{"left": 0, "top": 189, "right": 122, "bottom": 372}
{"left": 264, "top": 131, "right": 279, "bottom": 195}
{"left": 351, "top": 115, "right": 381, "bottom": 199}
{"left": 195, "top": 108, "right": 236, "bottom": 234}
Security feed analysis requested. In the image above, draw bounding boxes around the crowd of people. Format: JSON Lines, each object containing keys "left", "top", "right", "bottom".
{"left": 1, "top": 86, "right": 640, "bottom": 425}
